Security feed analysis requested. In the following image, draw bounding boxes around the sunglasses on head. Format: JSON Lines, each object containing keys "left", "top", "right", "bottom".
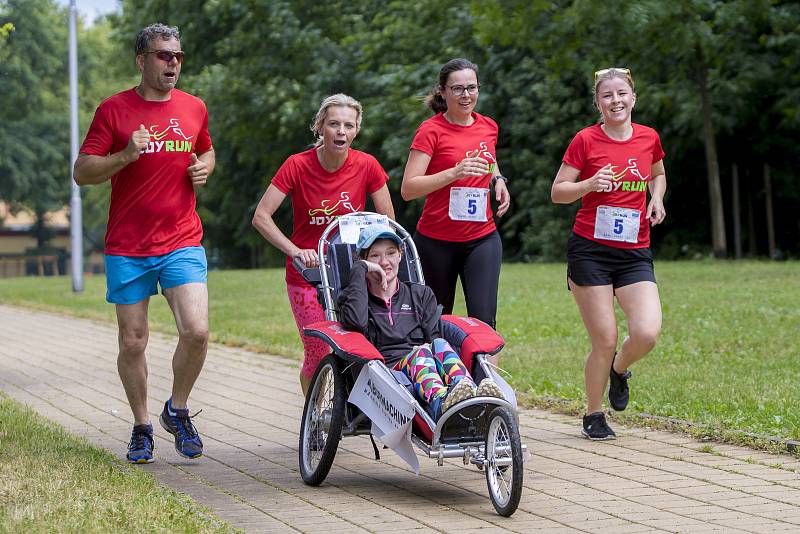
{"left": 145, "top": 49, "right": 185, "bottom": 63}
{"left": 594, "top": 67, "right": 632, "bottom": 84}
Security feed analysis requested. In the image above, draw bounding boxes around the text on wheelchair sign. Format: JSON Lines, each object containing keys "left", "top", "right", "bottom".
{"left": 365, "top": 378, "right": 410, "bottom": 428}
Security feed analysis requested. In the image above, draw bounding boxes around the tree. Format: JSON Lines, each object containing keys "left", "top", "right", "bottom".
{"left": 102, "top": 0, "right": 799, "bottom": 264}
{"left": 0, "top": 0, "right": 70, "bottom": 248}
{"left": 116, "top": 0, "right": 484, "bottom": 267}
{"left": 473, "top": 0, "right": 800, "bottom": 259}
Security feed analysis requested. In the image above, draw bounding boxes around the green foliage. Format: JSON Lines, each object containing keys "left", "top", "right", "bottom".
{"left": 0, "top": 20, "right": 12, "bottom": 40}
{"left": 0, "top": 0, "right": 70, "bottom": 243}
{"left": 113, "top": 0, "right": 486, "bottom": 266}
{"left": 4, "top": 1, "right": 797, "bottom": 260}
{"left": 0, "top": 1, "right": 132, "bottom": 252}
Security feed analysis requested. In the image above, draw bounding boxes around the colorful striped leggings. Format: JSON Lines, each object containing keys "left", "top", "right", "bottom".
{"left": 395, "top": 338, "right": 471, "bottom": 403}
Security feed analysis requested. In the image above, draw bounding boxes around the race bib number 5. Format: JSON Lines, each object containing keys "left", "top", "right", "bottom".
{"left": 594, "top": 205, "right": 640, "bottom": 243}
{"left": 449, "top": 187, "right": 488, "bottom": 222}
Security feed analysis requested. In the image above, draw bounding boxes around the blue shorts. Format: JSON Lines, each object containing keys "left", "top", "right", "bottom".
{"left": 105, "top": 246, "right": 207, "bottom": 305}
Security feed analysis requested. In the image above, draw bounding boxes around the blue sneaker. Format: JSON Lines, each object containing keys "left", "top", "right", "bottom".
{"left": 159, "top": 399, "right": 203, "bottom": 459}
{"left": 126, "top": 423, "right": 155, "bottom": 463}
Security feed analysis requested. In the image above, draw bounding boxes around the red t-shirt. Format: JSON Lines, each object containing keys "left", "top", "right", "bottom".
{"left": 562, "top": 123, "right": 665, "bottom": 248}
{"left": 410, "top": 112, "right": 498, "bottom": 242}
{"left": 80, "top": 88, "right": 213, "bottom": 256}
{"left": 271, "top": 148, "right": 389, "bottom": 286}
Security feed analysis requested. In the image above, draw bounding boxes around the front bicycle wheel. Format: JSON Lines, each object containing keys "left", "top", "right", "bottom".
{"left": 299, "top": 354, "right": 346, "bottom": 485}
{"left": 485, "top": 406, "right": 523, "bottom": 516}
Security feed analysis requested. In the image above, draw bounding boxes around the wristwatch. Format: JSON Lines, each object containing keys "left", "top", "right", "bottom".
{"left": 491, "top": 175, "right": 508, "bottom": 186}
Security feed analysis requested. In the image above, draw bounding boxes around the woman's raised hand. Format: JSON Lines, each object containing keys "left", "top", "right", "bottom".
{"left": 362, "top": 260, "right": 387, "bottom": 291}
{"left": 452, "top": 149, "right": 490, "bottom": 180}
{"left": 583, "top": 163, "right": 614, "bottom": 194}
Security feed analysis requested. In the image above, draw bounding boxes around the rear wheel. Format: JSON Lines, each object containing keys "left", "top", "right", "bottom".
{"left": 299, "top": 355, "right": 346, "bottom": 485}
{"left": 485, "top": 406, "right": 523, "bottom": 516}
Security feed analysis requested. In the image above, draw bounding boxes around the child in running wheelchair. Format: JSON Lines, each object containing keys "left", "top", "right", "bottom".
{"left": 337, "top": 223, "right": 505, "bottom": 420}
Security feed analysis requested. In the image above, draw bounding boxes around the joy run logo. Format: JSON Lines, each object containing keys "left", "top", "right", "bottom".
{"left": 308, "top": 192, "right": 361, "bottom": 225}
{"left": 600, "top": 158, "right": 650, "bottom": 192}
{"left": 141, "top": 118, "right": 194, "bottom": 154}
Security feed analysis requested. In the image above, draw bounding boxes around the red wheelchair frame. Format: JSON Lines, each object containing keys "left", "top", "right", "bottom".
{"left": 296, "top": 213, "right": 525, "bottom": 516}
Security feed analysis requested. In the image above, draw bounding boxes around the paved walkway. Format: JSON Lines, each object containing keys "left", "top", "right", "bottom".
{"left": 1, "top": 305, "right": 800, "bottom": 533}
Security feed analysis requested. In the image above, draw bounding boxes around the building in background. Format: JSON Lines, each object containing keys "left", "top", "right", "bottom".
{"left": 0, "top": 202, "right": 102, "bottom": 278}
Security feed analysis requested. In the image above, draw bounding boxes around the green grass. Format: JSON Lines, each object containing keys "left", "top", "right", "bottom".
{"left": 495, "top": 261, "right": 800, "bottom": 442}
{"left": 0, "top": 260, "right": 797, "bottom": 441}
{"left": 0, "top": 394, "right": 236, "bottom": 533}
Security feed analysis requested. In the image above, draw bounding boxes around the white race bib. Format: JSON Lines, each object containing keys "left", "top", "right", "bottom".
{"left": 339, "top": 213, "right": 390, "bottom": 244}
{"left": 594, "top": 205, "right": 641, "bottom": 243}
{"left": 448, "top": 187, "right": 488, "bottom": 222}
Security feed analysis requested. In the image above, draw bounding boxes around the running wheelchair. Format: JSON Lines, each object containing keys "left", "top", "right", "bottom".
{"left": 295, "top": 213, "right": 525, "bottom": 516}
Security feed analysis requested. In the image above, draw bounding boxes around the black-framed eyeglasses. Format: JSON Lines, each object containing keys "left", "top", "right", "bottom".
{"left": 144, "top": 49, "right": 185, "bottom": 64}
{"left": 447, "top": 83, "right": 480, "bottom": 96}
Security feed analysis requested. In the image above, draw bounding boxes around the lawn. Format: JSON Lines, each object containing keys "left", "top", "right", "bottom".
{"left": 0, "top": 394, "right": 235, "bottom": 533}
{"left": 0, "top": 260, "right": 797, "bottom": 441}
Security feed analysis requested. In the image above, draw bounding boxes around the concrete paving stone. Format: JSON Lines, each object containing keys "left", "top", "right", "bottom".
{"left": 3, "top": 304, "right": 800, "bottom": 534}
{"left": 675, "top": 527, "right": 746, "bottom": 534}
{"left": 711, "top": 517, "right": 797, "bottom": 531}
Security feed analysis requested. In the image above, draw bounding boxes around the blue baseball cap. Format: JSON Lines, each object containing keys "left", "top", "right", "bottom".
{"left": 356, "top": 223, "right": 402, "bottom": 252}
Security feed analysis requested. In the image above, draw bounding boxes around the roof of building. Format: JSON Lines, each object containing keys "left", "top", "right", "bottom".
{"left": 0, "top": 202, "right": 70, "bottom": 231}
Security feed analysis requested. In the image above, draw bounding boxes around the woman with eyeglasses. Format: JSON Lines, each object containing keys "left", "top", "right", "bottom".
{"left": 551, "top": 67, "right": 667, "bottom": 441}
{"left": 252, "top": 94, "right": 395, "bottom": 395}
{"left": 401, "top": 58, "right": 510, "bottom": 344}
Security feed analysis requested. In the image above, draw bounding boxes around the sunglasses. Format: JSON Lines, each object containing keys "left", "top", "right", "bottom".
{"left": 145, "top": 49, "right": 185, "bottom": 64}
{"left": 594, "top": 67, "right": 633, "bottom": 84}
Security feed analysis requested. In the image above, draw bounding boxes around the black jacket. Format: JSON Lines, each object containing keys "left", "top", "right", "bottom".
{"left": 337, "top": 261, "right": 441, "bottom": 367}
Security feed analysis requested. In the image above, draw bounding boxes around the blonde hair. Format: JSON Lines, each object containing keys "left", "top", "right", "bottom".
{"left": 592, "top": 68, "right": 635, "bottom": 123}
{"left": 310, "top": 94, "right": 363, "bottom": 147}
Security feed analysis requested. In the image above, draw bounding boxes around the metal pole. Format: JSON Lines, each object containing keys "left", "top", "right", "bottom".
{"left": 68, "top": 0, "right": 83, "bottom": 291}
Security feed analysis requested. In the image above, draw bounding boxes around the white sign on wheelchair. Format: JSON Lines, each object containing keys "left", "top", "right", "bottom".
{"left": 349, "top": 361, "right": 419, "bottom": 474}
{"left": 339, "top": 213, "right": 390, "bottom": 244}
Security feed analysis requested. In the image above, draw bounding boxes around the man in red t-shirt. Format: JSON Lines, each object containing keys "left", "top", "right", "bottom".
{"left": 74, "top": 23, "right": 215, "bottom": 464}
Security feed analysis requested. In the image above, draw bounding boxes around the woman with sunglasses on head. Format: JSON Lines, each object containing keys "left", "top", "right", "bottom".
{"left": 401, "top": 58, "right": 510, "bottom": 346}
{"left": 551, "top": 68, "right": 667, "bottom": 440}
{"left": 252, "top": 94, "right": 395, "bottom": 395}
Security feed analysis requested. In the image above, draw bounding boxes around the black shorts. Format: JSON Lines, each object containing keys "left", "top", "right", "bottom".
{"left": 566, "top": 233, "right": 656, "bottom": 289}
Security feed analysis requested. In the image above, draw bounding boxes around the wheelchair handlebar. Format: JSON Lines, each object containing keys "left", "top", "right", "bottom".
{"left": 292, "top": 256, "right": 322, "bottom": 285}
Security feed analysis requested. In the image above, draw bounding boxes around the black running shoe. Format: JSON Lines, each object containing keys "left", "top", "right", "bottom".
{"left": 126, "top": 423, "right": 155, "bottom": 463}
{"left": 582, "top": 412, "right": 616, "bottom": 440}
{"left": 159, "top": 399, "right": 203, "bottom": 459}
{"left": 608, "top": 355, "right": 632, "bottom": 411}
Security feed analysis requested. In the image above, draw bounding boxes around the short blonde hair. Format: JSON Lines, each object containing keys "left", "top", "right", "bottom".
{"left": 592, "top": 68, "right": 635, "bottom": 122}
{"left": 310, "top": 94, "right": 363, "bottom": 147}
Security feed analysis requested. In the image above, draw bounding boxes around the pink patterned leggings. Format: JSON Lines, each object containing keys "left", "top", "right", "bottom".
{"left": 286, "top": 283, "right": 329, "bottom": 379}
